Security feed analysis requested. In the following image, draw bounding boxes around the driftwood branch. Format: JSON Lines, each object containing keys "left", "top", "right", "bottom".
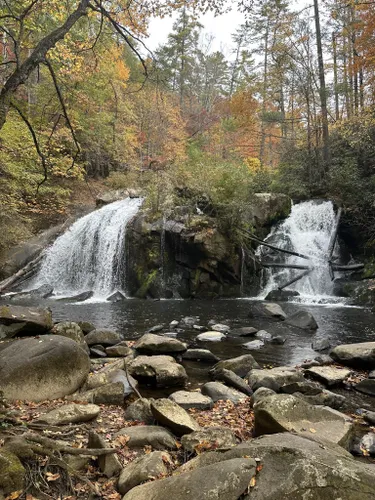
{"left": 262, "top": 262, "right": 312, "bottom": 270}
{"left": 240, "top": 230, "right": 311, "bottom": 261}
{"left": 0, "top": 253, "right": 44, "bottom": 293}
{"left": 331, "top": 263, "right": 364, "bottom": 271}
{"left": 278, "top": 269, "right": 312, "bottom": 290}
{"left": 327, "top": 207, "right": 342, "bottom": 262}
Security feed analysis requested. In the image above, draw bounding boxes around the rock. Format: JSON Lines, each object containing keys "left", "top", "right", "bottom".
{"left": 35, "top": 403, "right": 100, "bottom": 425}
{"left": 192, "top": 324, "right": 206, "bottom": 331}
{"left": 8, "top": 284, "right": 53, "bottom": 301}
{"left": 105, "top": 343, "right": 132, "bottom": 357}
{"left": 248, "top": 302, "right": 287, "bottom": 321}
{"left": 181, "top": 317, "right": 199, "bottom": 327}
{"left": 181, "top": 427, "right": 237, "bottom": 452}
{"left": 355, "top": 378, "right": 375, "bottom": 396}
{"left": 96, "top": 189, "right": 140, "bottom": 206}
{"left": 106, "top": 291, "right": 126, "bottom": 302}
{"left": 151, "top": 398, "right": 200, "bottom": 436}
{"left": 70, "top": 381, "right": 126, "bottom": 405}
{"left": 297, "top": 390, "right": 347, "bottom": 411}
{"left": 269, "top": 335, "right": 286, "bottom": 345}
{"left": 56, "top": 291, "right": 93, "bottom": 302}
{"left": 124, "top": 399, "right": 154, "bottom": 424}
{"left": 85, "top": 329, "right": 121, "bottom": 346}
{"left": 182, "top": 349, "right": 219, "bottom": 363}
{"left": 243, "top": 339, "right": 264, "bottom": 350}
{"left": 128, "top": 355, "right": 187, "bottom": 388}
{"left": 122, "top": 458, "right": 256, "bottom": 500}
{"left": 369, "top": 370, "right": 375, "bottom": 378}
{"left": 312, "top": 338, "right": 331, "bottom": 351}
{"left": 234, "top": 326, "right": 258, "bottom": 337}
{"left": 77, "top": 321, "right": 95, "bottom": 334}
{"left": 147, "top": 324, "right": 164, "bottom": 333}
{"left": 255, "top": 330, "right": 272, "bottom": 341}
{"left": 196, "top": 331, "right": 225, "bottom": 342}
{"left": 53, "top": 321, "right": 88, "bottom": 352}
{"left": 170, "top": 320, "right": 179, "bottom": 328}
{"left": 118, "top": 451, "right": 170, "bottom": 495}
{"left": 352, "top": 432, "right": 375, "bottom": 456}
{"left": 0, "top": 335, "right": 90, "bottom": 401}
{"left": 330, "top": 342, "right": 375, "bottom": 370}
{"left": 134, "top": 333, "right": 187, "bottom": 355}
{"left": 90, "top": 345, "right": 107, "bottom": 358}
{"left": 362, "top": 409, "right": 375, "bottom": 426}
{"left": 201, "top": 382, "right": 247, "bottom": 403}
{"left": 305, "top": 365, "right": 352, "bottom": 386}
{"left": 88, "top": 431, "right": 121, "bottom": 477}
{"left": 253, "top": 392, "right": 354, "bottom": 448}
{"left": 115, "top": 425, "right": 177, "bottom": 449}
{"left": 264, "top": 289, "right": 299, "bottom": 301}
{"left": 0, "top": 450, "right": 25, "bottom": 495}
{"left": 210, "top": 368, "right": 253, "bottom": 396}
{"left": 169, "top": 391, "right": 213, "bottom": 410}
{"left": 63, "top": 454, "right": 90, "bottom": 471}
{"left": 314, "top": 354, "right": 334, "bottom": 365}
{"left": 250, "top": 387, "right": 277, "bottom": 406}
{"left": 280, "top": 380, "right": 322, "bottom": 396}
{"left": 213, "top": 355, "right": 259, "bottom": 377}
{"left": 210, "top": 323, "right": 230, "bottom": 333}
{"left": 246, "top": 366, "right": 305, "bottom": 392}
{"left": 285, "top": 310, "right": 318, "bottom": 330}
{"left": 0, "top": 304, "right": 52, "bottom": 338}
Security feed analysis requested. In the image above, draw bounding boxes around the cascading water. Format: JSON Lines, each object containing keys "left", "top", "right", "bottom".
{"left": 258, "top": 200, "right": 341, "bottom": 303}
{"left": 32, "top": 197, "right": 143, "bottom": 298}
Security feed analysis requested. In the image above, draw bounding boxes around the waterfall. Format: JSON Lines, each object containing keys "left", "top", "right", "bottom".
{"left": 33, "top": 198, "right": 143, "bottom": 298}
{"left": 258, "top": 200, "right": 341, "bottom": 302}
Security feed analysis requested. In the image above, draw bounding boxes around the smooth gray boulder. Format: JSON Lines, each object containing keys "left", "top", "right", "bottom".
{"left": 118, "top": 451, "right": 170, "bottom": 494}
{"left": 285, "top": 310, "right": 318, "bottom": 330}
{"left": 264, "top": 289, "right": 299, "bottom": 302}
{"left": 202, "top": 382, "right": 247, "bottom": 404}
{"left": 196, "top": 331, "right": 225, "bottom": 342}
{"left": 0, "top": 335, "right": 90, "bottom": 401}
{"left": 53, "top": 321, "right": 88, "bottom": 353}
{"left": 106, "top": 291, "right": 125, "bottom": 302}
{"left": 280, "top": 380, "right": 322, "bottom": 395}
{"left": 69, "top": 381, "right": 126, "bottom": 405}
{"left": 246, "top": 366, "right": 305, "bottom": 392}
{"left": 312, "top": 338, "right": 331, "bottom": 351}
{"left": 256, "top": 330, "right": 272, "bottom": 341}
{"left": 128, "top": 355, "right": 187, "bottom": 388}
{"left": 135, "top": 333, "right": 187, "bottom": 355}
{"left": 122, "top": 458, "right": 256, "bottom": 500}
{"left": 305, "top": 365, "right": 352, "bottom": 386}
{"left": 330, "top": 342, "right": 375, "bottom": 370}
{"left": 210, "top": 324, "right": 230, "bottom": 333}
{"left": 181, "top": 427, "right": 237, "bottom": 453}
{"left": 253, "top": 392, "right": 354, "bottom": 449}
{"left": 8, "top": 284, "right": 53, "bottom": 301}
{"left": 296, "top": 389, "right": 347, "bottom": 411}
{"left": 242, "top": 339, "right": 264, "bottom": 350}
{"left": 105, "top": 343, "right": 132, "bottom": 357}
{"left": 210, "top": 368, "right": 253, "bottom": 396}
{"left": 0, "top": 304, "right": 52, "bottom": 338}
{"left": 124, "top": 398, "right": 154, "bottom": 424}
{"left": 182, "top": 349, "right": 219, "bottom": 363}
{"left": 212, "top": 354, "right": 259, "bottom": 377}
{"left": 85, "top": 329, "right": 122, "bottom": 346}
{"left": 355, "top": 378, "right": 375, "bottom": 396}
{"left": 35, "top": 403, "right": 100, "bottom": 425}
{"left": 151, "top": 398, "right": 200, "bottom": 436}
{"left": 248, "top": 302, "right": 287, "bottom": 321}
{"left": 56, "top": 291, "right": 93, "bottom": 302}
{"left": 115, "top": 425, "right": 177, "bottom": 450}
{"left": 169, "top": 391, "right": 213, "bottom": 410}
{"left": 234, "top": 327, "right": 258, "bottom": 337}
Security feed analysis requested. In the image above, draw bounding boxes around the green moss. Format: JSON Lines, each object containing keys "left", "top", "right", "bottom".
{"left": 135, "top": 269, "right": 159, "bottom": 298}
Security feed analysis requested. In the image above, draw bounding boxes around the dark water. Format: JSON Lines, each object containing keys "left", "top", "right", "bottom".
{"left": 11, "top": 297, "right": 375, "bottom": 368}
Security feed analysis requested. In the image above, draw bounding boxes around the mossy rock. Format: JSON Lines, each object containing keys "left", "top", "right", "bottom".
{"left": 0, "top": 450, "right": 25, "bottom": 495}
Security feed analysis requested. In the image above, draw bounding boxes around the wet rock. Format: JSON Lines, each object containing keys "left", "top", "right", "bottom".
{"left": 246, "top": 366, "right": 304, "bottom": 392}
{"left": 77, "top": 321, "right": 95, "bottom": 334}
{"left": 234, "top": 326, "right": 258, "bottom": 337}
{"left": 122, "top": 457, "right": 256, "bottom": 500}
{"left": 269, "top": 335, "right": 286, "bottom": 345}
{"left": 196, "top": 331, "right": 225, "bottom": 342}
{"left": 210, "top": 368, "right": 253, "bottom": 396}
{"left": 192, "top": 324, "right": 206, "bottom": 331}
{"left": 210, "top": 323, "right": 230, "bottom": 333}
{"left": 253, "top": 392, "right": 354, "bottom": 448}
{"left": 105, "top": 343, "right": 132, "bottom": 357}
{"left": 88, "top": 431, "right": 121, "bottom": 478}
{"left": 115, "top": 425, "right": 177, "bottom": 449}
{"left": 351, "top": 433, "right": 375, "bottom": 456}
{"left": 147, "top": 324, "right": 164, "bottom": 333}
{"left": 297, "top": 389, "right": 347, "bottom": 411}
{"left": 135, "top": 333, "right": 187, "bottom": 355}
{"left": 182, "top": 349, "right": 219, "bottom": 363}
{"left": 213, "top": 354, "right": 259, "bottom": 377}
{"left": 118, "top": 451, "right": 170, "bottom": 495}
{"left": 243, "top": 339, "right": 264, "bottom": 350}
{"left": 170, "top": 320, "right": 179, "bottom": 328}
{"left": 248, "top": 302, "right": 287, "bottom": 321}
{"left": 35, "top": 403, "right": 100, "bottom": 425}
{"left": 85, "top": 329, "right": 122, "bottom": 346}
{"left": 0, "top": 304, "right": 52, "bottom": 338}
{"left": 151, "top": 398, "right": 200, "bottom": 436}
{"left": 201, "top": 382, "right": 247, "bottom": 404}
{"left": 169, "top": 391, "right": 213, "bottom": 410}
{"left": 181, "top": 316, "right": 199, "bottom": 327}
{"left": 124, "top": 398, "right": 154, "bottom": 423}
{"left": 106, "top": 291, "right": 126, "bottom": 302}
{"left": 330, "top": 342, "right": 375, "bottom": 370}
{"left": 181, "top": 427, "right": 237, "bottom": 453}
{"left": 264, "top": 289, "right": 299, "bottom": 301}
{"left": 8, "top": 284, "right": 53, "bottom": 301}
{"left": 314, "top": 354, "right": 334, "bottom": 365}
{"left": 305, "top": 365, "right": 352, "bottom": 386}
{"left": 0, "top": 449, "right": 25, "bottom": 495}
{"left": 0, "top": 335, "right": 90, "bottom": 401}
{"left": 255, "top": 330, "right": 272, "bottom": 341}
{"left": 355, "top": 378, "right": 375, "bottom": 396}
{"left": 128, "top": 355, "right": 187, "bottom": 388}
{"left": 280, "top": 380, "right": 323, "bottom": 396}
{"left": 312, "top": 338, "right": 331, "bottom": 351}
{"left": 285, "top": 310, "right": 318, "bottom": 330}
{"left": 56, "top": 291, "right": 93, "bottom": 302}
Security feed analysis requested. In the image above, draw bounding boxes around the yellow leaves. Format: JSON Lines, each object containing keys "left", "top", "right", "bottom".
{"left": 245, "top": 157, "right": 262, "bottom": 173}
{"left": 5, "top": 492, "right": 22, "bottom": 500}
{"left": 45, "top": 472, "right": 61, "bottom": 482}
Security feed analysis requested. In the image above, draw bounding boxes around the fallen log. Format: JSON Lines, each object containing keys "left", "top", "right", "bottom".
{"left": 278, "top": 269, "right": 312, "bottom": 290}
{"left": 240, "top": 230, "right": 311, "bottom": 261}
{"left": 331, "top": 263, "right": 364, "bottom": 271}
{"left": 0, "top": 252, "right": 44, "bottom": 293}
{"left": 327, "top": 207, "right": 342, "bottom": 262}
{"left": 262, "top": 262, "right": 312, "bottom": 271}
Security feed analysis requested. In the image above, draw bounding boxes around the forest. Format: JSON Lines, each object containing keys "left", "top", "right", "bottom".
{"left": 1, "top": 0, "right": 375, "bottom": 257}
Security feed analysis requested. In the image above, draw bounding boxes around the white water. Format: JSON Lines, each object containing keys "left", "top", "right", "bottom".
{"left": 33, "top": 198, "right": 143, "bottom": 298}
{"left": 258, "top": 200, "right": 342, "bottom": 303}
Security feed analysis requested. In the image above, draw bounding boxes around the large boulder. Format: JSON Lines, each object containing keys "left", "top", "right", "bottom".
{"left": 305, "top": 365, "right": 352, "bottom": 386}
{"left": 84, "top": 329, "right": 122, "bottom": 346}
{"left": 151, "top": 398, "right": 200, "bottom": 436}
{"left": 330, "top": 342, "right": 375, "bottom": 370}
{"left": 246, "top": 366, "right": 305, "bottom": 392}
{"left": 169, "top": 391, "right": 213, "bottom": 410}
{"left": 128, "top": 355, "right": 187, "bottom": 388}
{"left": 115, "top": 425, "right": 177, "bottom": 450}
{"left": 118, "top": 451, "right": 170, "bottom": 495}
{"left": 253, "top": 392, "right": 354, "bottom": 449}
{"left": 355, "top": 378, "right": 375, "bottom": 396}
{"left": 8, "top": 284, "right": 54, "bottom": 301}
{"left": 0, "top": 335, "right": 90, "bottom": 401}
{"left": 248, "top": 302, "right": 286, "bottom": 321}
{"left": 35, "top": 403, "right": 100, "bottom": 425}
{"left": 0, "top": 304, "right": 52, "bottom": 338}
{"left": 285, "top": 310, "right": 318, "bottom": 330}
{"left": 124, "top": 398, "right": 154, "bottom": 424}
{"left": 212, "top": 354, "right": 259, "bottom": 377}
{"left": 122, "top": 458, "right": 256, "bottom": 500}
{"left": 134, "top": 333, "right": 187, "bottom": 355}
{"left": 196, "top": 331, "right": 225, "bottom": 342}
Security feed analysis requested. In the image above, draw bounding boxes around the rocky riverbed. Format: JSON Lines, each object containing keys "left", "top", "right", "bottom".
{"left": 0, "top": 303, "right": 374, "bottom": 499}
